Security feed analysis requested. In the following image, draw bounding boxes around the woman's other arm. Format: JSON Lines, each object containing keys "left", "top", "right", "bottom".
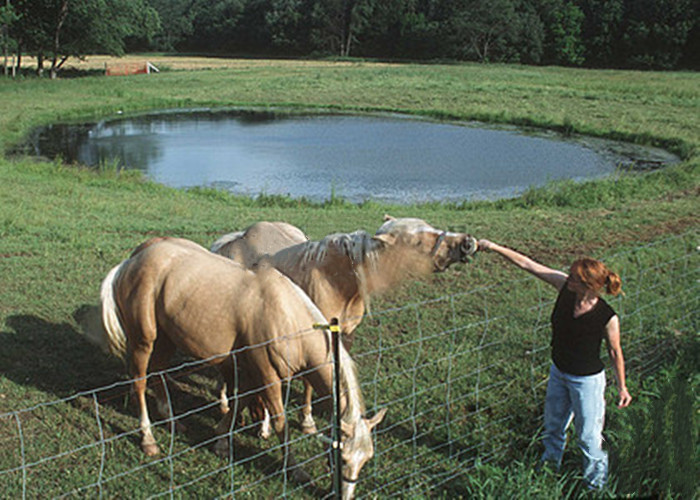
{"left": 605, "top": 315, "right": 632, "bottom": 408}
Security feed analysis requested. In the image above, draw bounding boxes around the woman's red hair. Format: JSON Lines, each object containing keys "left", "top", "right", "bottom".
{"left": 570, "top": 258, "right": 622, "bottom": 296}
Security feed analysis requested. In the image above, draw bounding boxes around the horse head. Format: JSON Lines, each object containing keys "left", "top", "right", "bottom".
{"left": 340, "top": 408, "right": 388, "bottom": 499}
{"left": 375, "top": 215, "right": 478, "bottom": 272}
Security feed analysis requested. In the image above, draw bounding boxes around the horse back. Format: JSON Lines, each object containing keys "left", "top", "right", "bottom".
{"left": 116, "top": 237, "right": 327, "bottom": 373}
{"left": 213, "top": 221, "right": 308, "bottom": 267}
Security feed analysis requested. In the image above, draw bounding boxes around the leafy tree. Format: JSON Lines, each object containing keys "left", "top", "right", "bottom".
{"left": 185, "top": 0, "right": 245, "bottom": 52}
{"left": 308, "top": 0, "right": 376, "bottom": 56}
{"left": 449, "top": 0, "right": 523, "bottom": 62}
{"left": 265, "top": 0, "right": 306, "bottom": 52}
{"left": 146, "top": 0, "right": 194, "bottom": 51}
{"left": 619, "top": 0, "right": 697, "bottom": 69}
{"left": 232, "top": 0, "right": 276, "bottom": 54}
{"left": 10, "top": 0, "right": 159, "bottom": 78}
{"left": 575, "top": 0, "right": 624, "bottom": 67}
{"left": 535, "top": 0, "right": 584, "bottom": 65}
{"left": 1, "top": 0, "right": 20, "bottom": 75}
{"left": 356, "top": 0, "right": 440, "bottom": 59}
{"left": 509, "top": 0, "right": 545, "bottom": 64}
{"left": 11, "top": 0, "right": 56, "bottom": 75}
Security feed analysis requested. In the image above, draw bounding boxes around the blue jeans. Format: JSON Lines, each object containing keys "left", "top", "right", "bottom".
{"left": 541, "top": 363, "right": 608, "bottom": 490}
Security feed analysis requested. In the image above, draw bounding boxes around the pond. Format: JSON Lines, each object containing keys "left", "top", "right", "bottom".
{"left": 26, "top": 109, "right": 679, "bottom": 204}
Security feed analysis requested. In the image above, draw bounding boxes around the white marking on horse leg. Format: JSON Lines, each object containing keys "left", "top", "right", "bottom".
{"left": 300, "top": 380, "right": 317, "bottom": 434}
{"left": 219, "top": 382, "right": 230, "bottom": 414}
{"left": 136, "top": 384, "right": 159, "bottom": 456}
{"left": 259, "top": 408, "right": 272, "bottom": 440}
{"left": 342, "top": 480, "right": 358, "bottom": 500}
{"left": 300, "top": 410, "right": 317, "bottom": 434}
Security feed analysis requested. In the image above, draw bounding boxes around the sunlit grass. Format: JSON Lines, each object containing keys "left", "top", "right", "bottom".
{"left": 0, "top": 57, "right": 697, "bottom": 497}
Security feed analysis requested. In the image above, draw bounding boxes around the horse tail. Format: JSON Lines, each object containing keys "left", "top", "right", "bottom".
{"left": 96, "top": 262, "right": 128, "bottom": 360}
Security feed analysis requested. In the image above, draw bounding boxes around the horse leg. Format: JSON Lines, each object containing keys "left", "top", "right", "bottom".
{"left": 264, "top": 381, "right": 312, "bottom": 484}
{"left": 148, "top": 334, "right": 187, "bottom": 432}
{"left": 300, "top": 380, "right": 317, "bottom": 434}
{"left": 213, "top": 356, "right": 244, "bottom": 456}
{"left": 130, "top": 341, "right": 160, "bottom": 456}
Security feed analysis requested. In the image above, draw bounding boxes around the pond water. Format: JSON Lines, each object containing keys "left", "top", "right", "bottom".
{"left": 27, "top": 109, "right": 679, "bottom": 204}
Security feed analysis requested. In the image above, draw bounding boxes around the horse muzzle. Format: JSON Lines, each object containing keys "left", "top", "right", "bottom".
{"left": 459, "top": 236, "right": 478, "bottom": 262}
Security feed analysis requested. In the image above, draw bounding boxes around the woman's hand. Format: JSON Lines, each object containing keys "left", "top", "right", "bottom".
{"left": 617, "top": 387, "right": 632, "bottom": 408}
{"left": 477, "top": 239, "right": 494, "bottom": 251}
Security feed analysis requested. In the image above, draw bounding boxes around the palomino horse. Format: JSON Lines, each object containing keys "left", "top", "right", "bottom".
{"left": 210, "top": 221, "right": 309, "bottom": 268}
{"left": 89, "top": 237, "right": 386, "bottom": 498}
{"left": 213, "top": 216, "right": 478, "bottom": 433}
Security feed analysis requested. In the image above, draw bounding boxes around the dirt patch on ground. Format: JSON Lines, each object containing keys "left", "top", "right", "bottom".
{"left": 553, "top": 215, "right": 697, "bottom": 261}
{"left": 17, "top": 54, "right": 394, "bottom": 73}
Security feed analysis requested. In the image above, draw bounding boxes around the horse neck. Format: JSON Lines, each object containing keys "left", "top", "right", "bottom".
{"left": 272, "top": 235, "right": 377, "bottom": 298}
{"left": 364, "top": 241, "right": 429, "bottom": 293}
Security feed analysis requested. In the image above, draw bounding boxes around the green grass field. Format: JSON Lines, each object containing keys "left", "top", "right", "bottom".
{"left": 0, "top": 57, "right": 697, "bottom": 498}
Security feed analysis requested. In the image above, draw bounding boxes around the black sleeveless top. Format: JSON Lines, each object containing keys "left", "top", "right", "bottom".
{"left": 550, "top": 287, "right": 616, "bottom": 376}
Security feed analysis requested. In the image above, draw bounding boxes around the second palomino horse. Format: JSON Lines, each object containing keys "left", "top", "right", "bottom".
{"left": 212, "top": 216, "right": 477, "bottom": 433}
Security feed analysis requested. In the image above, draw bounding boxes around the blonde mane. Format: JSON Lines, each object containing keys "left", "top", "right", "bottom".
{"left": 295, "top": 231, "right": 384, "bottom": 267}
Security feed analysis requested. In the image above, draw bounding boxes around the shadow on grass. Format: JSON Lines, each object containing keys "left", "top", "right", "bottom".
{"left": 1, "top": 313, "right": 123, "bottom": 398}
{"left": 0, "top": 311, "right": 327, "bottom": 497}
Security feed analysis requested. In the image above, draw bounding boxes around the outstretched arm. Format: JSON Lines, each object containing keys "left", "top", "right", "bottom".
{"left": 478, "top": 239, "right": 568, "bottom": 291}
{"left": 605, "top": 315, "right": 632, "bottom": 408}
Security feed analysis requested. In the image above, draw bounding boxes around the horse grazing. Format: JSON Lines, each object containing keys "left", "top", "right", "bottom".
{"left": 88, "top": 237, "right": 386, "bottom": 497}
{"left": 213, "top": 215, "right": 477, "bottom": 433}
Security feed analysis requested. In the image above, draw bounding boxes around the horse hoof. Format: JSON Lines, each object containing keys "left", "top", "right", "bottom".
{"left": 301, "top": 422, "right": 318, "bottom": 435}
{"left": 300, "top": 413, "right": 317, "bottom": 434}
{"left": 291, "top": 467, "right": 312, "bottom": 484}
{"left": 213, "top": 439, "right": 229, "bottom": 458}
{"left": 142, "top": 443, "right": 160, "bottom": 456}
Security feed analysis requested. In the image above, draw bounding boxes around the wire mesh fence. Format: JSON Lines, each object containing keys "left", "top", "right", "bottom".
{"left": 0, "top": 230, "right": 696, "bottom": 498}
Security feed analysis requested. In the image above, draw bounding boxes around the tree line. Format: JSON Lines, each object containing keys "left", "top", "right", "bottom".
{"left": 2, "top": 0, "right": 698, "bottom": 78}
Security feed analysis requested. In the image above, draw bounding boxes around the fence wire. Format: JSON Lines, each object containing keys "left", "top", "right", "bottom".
{"left": 0, "top": 230, "right": 696, "bottom": 498}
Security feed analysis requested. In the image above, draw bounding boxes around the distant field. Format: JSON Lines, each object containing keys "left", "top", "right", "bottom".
{"left": 0, "top": 56, "right": 697, "bottom": 498}
{"left": 18, "top": 53, "right": 391, "bottom": 72}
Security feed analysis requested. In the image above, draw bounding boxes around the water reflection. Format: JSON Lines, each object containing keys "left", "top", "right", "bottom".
{"left": 28, "top": 110, "right": 679, "bottom": 204}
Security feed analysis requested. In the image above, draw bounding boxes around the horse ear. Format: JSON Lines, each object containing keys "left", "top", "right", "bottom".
{"left": 383, "top": 214, "right": 396, "bottom": 222}
{"left": 366, "top": 407, "right": 387, "bottom": 431}
{"left": 374, "top": 233, "right": 396, "bottom": 245}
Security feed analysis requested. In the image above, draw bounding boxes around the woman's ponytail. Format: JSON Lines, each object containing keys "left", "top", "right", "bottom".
{"left": 605, "top": 271, "right": 623, "bottom": 296}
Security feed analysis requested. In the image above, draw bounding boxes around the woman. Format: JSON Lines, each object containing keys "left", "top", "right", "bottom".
{"left": 478, "top": 239, "right": 632, "bottom": 490}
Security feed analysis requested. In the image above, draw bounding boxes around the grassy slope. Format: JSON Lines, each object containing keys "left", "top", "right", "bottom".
{"left": 0, "top": 58, "right": 697, "bottom": 497}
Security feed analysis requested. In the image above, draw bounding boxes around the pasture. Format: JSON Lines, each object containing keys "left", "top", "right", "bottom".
{"left": 0, "top": 57, "right": 698, "bottom": 498}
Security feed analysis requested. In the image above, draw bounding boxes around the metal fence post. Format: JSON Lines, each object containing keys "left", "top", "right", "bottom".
{"left": 331, "top": 317, "right": 342, "bottom": 499}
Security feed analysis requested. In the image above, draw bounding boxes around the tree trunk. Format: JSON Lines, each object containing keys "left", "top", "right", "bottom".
{"left": 2, "top": 24, "right": 7, "bottom": 76}
{"left": 340, "top": 0, "right": 354, "bottom": 57}
{"left": 14, "top": 40, "right": 21, "bottom": 74}
{"left": 50, "top": 0, "right": 69, "bottom": 79}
